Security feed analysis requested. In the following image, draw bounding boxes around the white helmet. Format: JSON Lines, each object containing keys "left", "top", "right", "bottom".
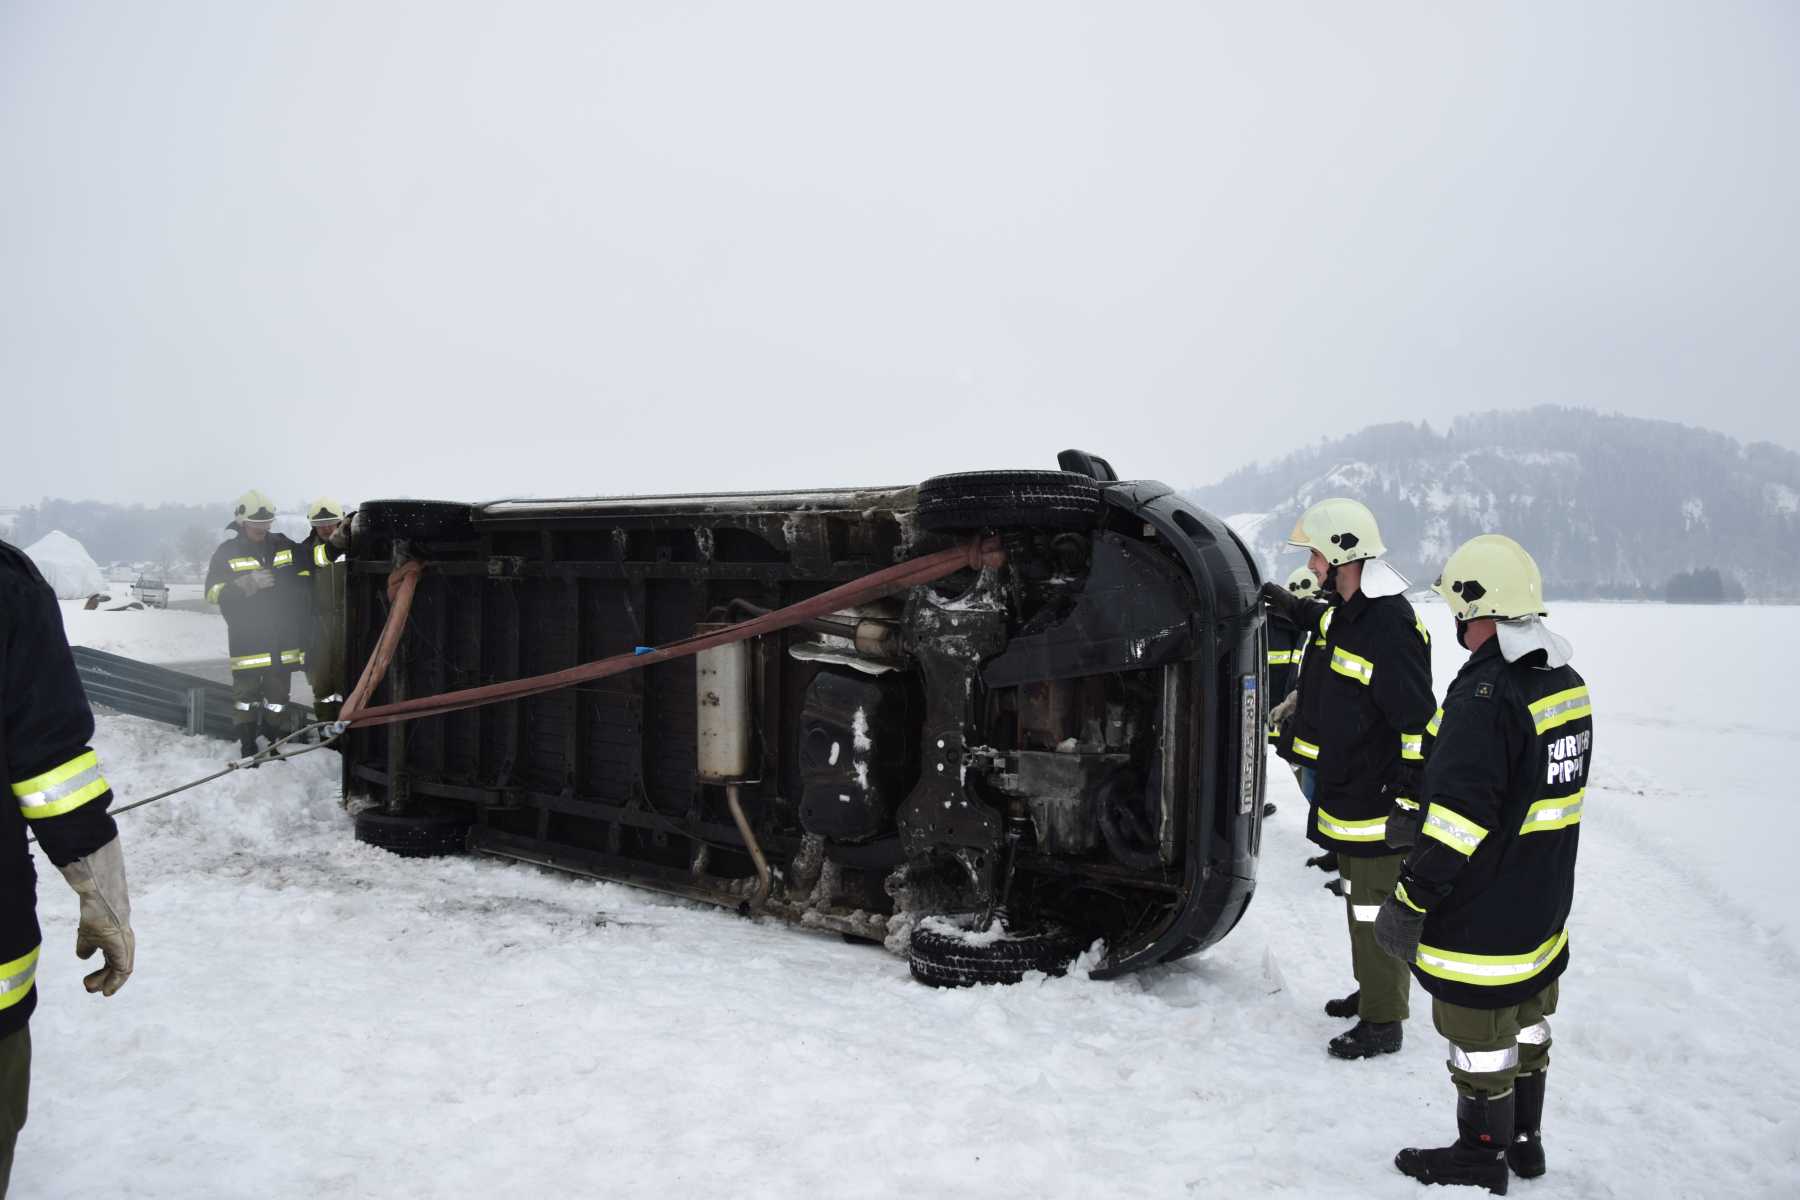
{"left": 233, "top": 489, "right": 277, "bottom": 525}
{"left": 307, "top": 495, "right": 345, "bottom": 525}
{"left": 1285, "top": 565, "right": 1321, "bottom": 597}
{"left": 1287, "top": 498, "right": 1386, "bottom": 566}
{"left": 1433, "top": 535, "right": 1548, "bottom": 621}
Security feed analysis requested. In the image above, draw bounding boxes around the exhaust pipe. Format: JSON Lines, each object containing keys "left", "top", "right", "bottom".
{"left": 724, "top": 784, "right": 772, "bottom": 912}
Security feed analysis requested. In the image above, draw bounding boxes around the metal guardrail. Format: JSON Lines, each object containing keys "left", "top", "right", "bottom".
{"left": 72, "top": 647, "right": 311, "bottom": 742}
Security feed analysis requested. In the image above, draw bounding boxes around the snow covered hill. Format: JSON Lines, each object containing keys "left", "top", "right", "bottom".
{"left": 14, "top": 603, "right": 1800, "bottom": 1197}
{"left": 1191, "top": 408, "right": 1800, "bottom": 600}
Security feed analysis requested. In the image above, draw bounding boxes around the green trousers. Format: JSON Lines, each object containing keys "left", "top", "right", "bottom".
{"left": 1432, "top": 978, "right": 1559, "bottom": 1097}
{"left": 1341, "top": 852, "right": 1412, "bottom": 1023}
{"left": 304, "top": 620, "right": 346, "bottom": 719}
{"left": 231, "top": 667, "right": 294, "bottom": 730}
{"left": 0, "top": 1025, "right": 29, "bottom": 1199}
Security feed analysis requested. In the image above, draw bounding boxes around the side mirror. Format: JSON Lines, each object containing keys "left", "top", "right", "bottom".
{"left": 1057, "top": 449, "right": 1119, "bottom": 483}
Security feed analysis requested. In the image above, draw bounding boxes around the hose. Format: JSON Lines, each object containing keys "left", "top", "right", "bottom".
{"left": 52, "top": 540, "right": 996, "bottom": 857}
{"left": 338, "top": 535, "right": 1002, "bottom": 730}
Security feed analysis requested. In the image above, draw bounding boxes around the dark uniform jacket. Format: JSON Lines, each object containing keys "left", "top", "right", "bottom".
{"left": 295, "top": 530, "right": 348, "bottom": 696}
{"left": 1284, "top": 590, "right": 1435, "bottom": 857}
{"left": 1397, "top": 637, "right": 1592, "bottom": 1009}
{"left": 204, "top": 529, "right": 307, "bottom": 673}
{"left": 1265, "top": 611, "right": 1308, "bottom": 747}
{"left": 2, "top": 541, "right": 120, "bottom": 1040}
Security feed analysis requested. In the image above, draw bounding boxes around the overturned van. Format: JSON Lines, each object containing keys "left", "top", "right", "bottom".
{"left": 340, "top": 453, "right": 1268, "bottom": 984}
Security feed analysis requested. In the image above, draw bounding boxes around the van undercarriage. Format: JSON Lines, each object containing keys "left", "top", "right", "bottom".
{"left": 341, "top": 457, "right": 1267, "bottom": 984}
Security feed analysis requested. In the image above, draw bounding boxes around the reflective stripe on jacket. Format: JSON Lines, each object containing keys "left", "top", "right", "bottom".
{"left": 296, "top": 531, "right": 348, "bottom": 693}
{"left": 1286, "top": 590, "right": 1434, "bottom": 857}
{"left": 204, "top": 530, "right": 308, "bottom": 668}
{"left": 1266, "top": 609, "right": 1310, "bottom": 744}
{"left": 1, "top": 539, "right": 122, "bottom": 1039}
{"left": 1399, "top": 638, "right": 1592, "bottom": 1009}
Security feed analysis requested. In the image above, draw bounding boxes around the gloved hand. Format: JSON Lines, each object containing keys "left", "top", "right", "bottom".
{"left": 1374, "top": 895, "right": 1424, "bottom": 963}
{"left": 231, "top": 568, "right": 275, "bottom": 596}
{"left": 1259, "top": 579, "right": 1306, "bottom": 624}
{"left": 57, "top": 836, "right": 135, "bottom": 995}
{"left": 1382, "top": 762, "right": 1424, "bottom": 848}
{"left": 1385, "top": 801, "right": 1424, "bottom": 849}
{"left": 1305, "top": 850, "right": 1338, "bottom": 873}
{"left": 1269, "top": 690, "right": 1299, "bottom": 731}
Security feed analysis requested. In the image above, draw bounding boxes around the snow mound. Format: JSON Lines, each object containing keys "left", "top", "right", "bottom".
{"left": 24, "top": 530, "right": 107, "bottom": 598}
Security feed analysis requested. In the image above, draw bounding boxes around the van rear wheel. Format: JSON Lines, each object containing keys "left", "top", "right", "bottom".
{"left": 356, "top": 499, "right": 475, "bottom": 542}
{"left": 916, "top": 470, "right": 1103, "bottom": 533}
{"left": 353, "top": 810, "right": 471, "bottom": 858}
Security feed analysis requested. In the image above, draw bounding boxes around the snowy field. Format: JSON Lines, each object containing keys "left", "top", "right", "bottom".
{"left": 59, "top": 597, "right": 225, "bottom": 664}
{"left": 15, "top": 602, "right": 1800, "bottom": 1197}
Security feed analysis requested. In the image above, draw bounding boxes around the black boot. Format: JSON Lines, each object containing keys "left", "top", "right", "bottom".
{"left": 1327, "top": 1019, "right": 1402, "bottom": 1059}
{"left": 1508, "top": 1071, "right": 1546, "bottom": 1178}
{"left": 1263, "top": 801, "right": 1278, "bottom": 818}
{"left": 1396, "top": 1091, "right": 1513, "bottom": 1194}
{"left": 258, "top": 711, "right": 291, "bottom": 762}
{"left": 1324, "top": 988, "right": 1361, "bottom": 1019}
{"left": 238, "top": 727, "right": 261, "bottom": 765}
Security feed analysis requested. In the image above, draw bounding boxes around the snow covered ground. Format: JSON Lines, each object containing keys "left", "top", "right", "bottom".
{"left": 58, "top": 598, "right": 226, "bottom": 665}
{"left": 14, "top": 602, "right": 1800, "bottom": 1197}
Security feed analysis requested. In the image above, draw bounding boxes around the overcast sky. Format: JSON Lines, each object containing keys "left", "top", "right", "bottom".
{"left": 3, "top": 1, "right": 1796, "bottom": 512}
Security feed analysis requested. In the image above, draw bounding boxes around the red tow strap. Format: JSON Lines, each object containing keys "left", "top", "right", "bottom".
{"left": 338, "top": 536, "right": 1003, "bottom": 731}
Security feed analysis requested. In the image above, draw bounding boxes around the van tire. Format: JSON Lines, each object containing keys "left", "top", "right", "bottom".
{"left": 356, "top": 500, "right": 475, "bottom": 542}
{"left": 916, "top": 471, "right": 1103, "bottom": 533}
{"left": 354, "top": 811, "right": 471, "bottom": 858}
{"left": 908, "top": 919, "right": 1086, "bottom": 986}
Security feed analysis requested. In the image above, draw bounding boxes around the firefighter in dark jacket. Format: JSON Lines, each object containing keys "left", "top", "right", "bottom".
{"left": 1376, "top": 535, "right": 1589, "bottom": 1194}
{"left": 1260, "top": 498, "right": 1434, "bottom": 1059}
{"left": 205, "top": 489, "right": 307, "bottom": 757}
{"left": 295, "top": 496, "right": 351, "bottom": 727}
{"left": 1263, "top": 565, "right": 1322, "bottom": 820}
{"left": 1265, "top": 565, "right": 1319, "bottom": 747}
{"left": 2, "top": 541, "right": 136, "bottom": 1195}
{"left": 1269, "top": 564, "right": 1338, "bottom": 871}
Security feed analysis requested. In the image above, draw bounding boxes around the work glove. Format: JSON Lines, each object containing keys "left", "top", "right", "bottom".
{"left": 231, "top": 568, "right": 276, "bottom": 596}
{"left": 58, "top": 836, "right": 135, "bottom": 996}
{"left": 1269, "top": 690, "right": 1298, "bottom": 731}
{"left": 1374, "top": 895, "right": 1425, "bottom": 964}
{"left": 1382, "top": 762, "right": 1424, "bottom": 849}
{"left": 1259, "top": 579, "right": 1307, "bottom": 625}
{"left": 1385, "top": 802, "right": 1424, "bottom": 849}
{"left": 1305, "top": 850, "right": 1338, "bottom": 873}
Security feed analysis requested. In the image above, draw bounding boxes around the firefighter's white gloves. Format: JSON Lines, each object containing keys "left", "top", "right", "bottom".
{"left": 57, "top": 836, "right": 135, "bottom": 996}
{"left": 1269, "top": 690, "right": 1299, "bottom": 730}
{"left": 231, "top": 569, "right": 276, "bottom": 597}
